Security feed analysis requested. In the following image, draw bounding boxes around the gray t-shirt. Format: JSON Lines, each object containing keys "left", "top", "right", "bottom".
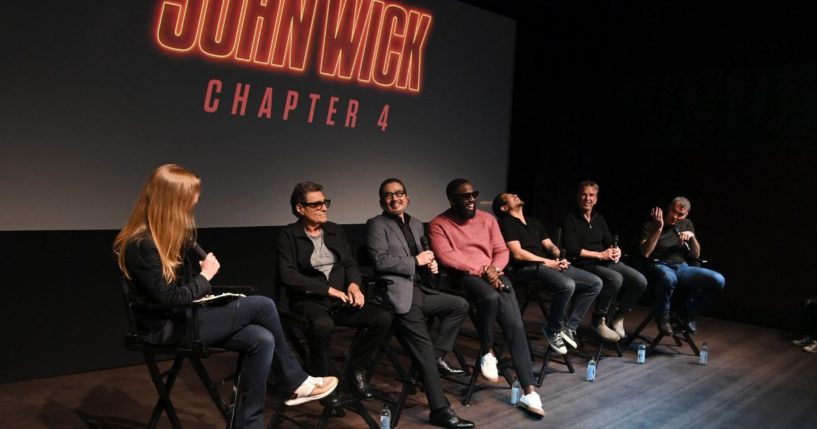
{"left": 307, "top": 229, "right": 336, "bottom": 279}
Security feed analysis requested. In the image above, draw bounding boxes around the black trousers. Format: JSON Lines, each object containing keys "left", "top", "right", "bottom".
{"left": 292, "top": 299, "right": 392, "bottom": 376}
{"left": 460, "top": 275, "right": 534, "bottom": 387}
{"left": 394, "top": 285, "right": 469, "bottom": 411}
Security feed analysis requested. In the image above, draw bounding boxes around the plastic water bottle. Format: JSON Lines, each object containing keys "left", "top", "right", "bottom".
{"left": 586, "top": 357, "right": 596, "bottom": 382}
{"left": 380, "top": 403, "right": 391, "bottom": 429}
{"left": 698, "top": 342, "right": 709, "bottom": 365}
{"left": 510, "top": 377, "right": 522, "bottom": 405}
{"left": 637, "top": 344, "right": 646, "bottom": 364}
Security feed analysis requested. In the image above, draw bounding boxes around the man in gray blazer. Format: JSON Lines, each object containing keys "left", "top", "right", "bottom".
{"left": 366, "top": 178, "right": 474, "bottom": 429}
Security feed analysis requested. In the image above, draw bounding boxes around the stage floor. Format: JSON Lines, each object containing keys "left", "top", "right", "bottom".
{"left": 2, "top": 305, "right": 815, "bottom": 429}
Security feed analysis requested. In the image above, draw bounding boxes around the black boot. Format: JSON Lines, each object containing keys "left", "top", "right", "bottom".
{"left": 351, "top": 369, "right": 374, "bottom": 399}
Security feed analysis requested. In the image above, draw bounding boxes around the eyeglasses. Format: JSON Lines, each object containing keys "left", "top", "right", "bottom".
{"left": 381, "top": 190, "right": 406, "bottom": 200}
{"left": 301, "top": 199, "right": 331, "bottom": 209}
{"left": 455, "top": 191, "right": 479, "bottom": 200}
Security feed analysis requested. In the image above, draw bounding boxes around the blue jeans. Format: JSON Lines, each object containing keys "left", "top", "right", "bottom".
{"left": 515, "top": 265, "right": 602, "bottom": 332}
{"left": 198, "top": 295, "right": 308, "bottom": 429}
{"left": 647, "top": 262, "right": 725, "bottom": 318}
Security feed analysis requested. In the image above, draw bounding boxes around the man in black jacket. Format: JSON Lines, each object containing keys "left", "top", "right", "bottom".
{"left": 277, "top": 182, "right": 391, "bottom": 399}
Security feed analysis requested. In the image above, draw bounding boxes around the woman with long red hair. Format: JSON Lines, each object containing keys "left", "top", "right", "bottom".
{"left": 114, "top": 164, "right": 336, "bottom": 429}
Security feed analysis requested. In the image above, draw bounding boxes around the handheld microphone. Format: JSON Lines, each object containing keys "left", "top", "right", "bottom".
{"left": 420, "top": 236, "right": 440, "bottom": 287}
{"left": 612, "top": 234, "right": 619, "bottom": 248}
{"left": 673, "top": 226, "right": 691, "bottom": 251}
{"left": 420, "top": 236, "right": 431, "bottom": 252}
{"left": 192, "top": 241, "right": 207, "bottom": 259}
{"left": 560, "top": 248, "right": 567, "bottom": 261}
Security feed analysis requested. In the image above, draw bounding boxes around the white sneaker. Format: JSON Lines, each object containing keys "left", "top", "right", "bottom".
{"left": 561, "top": 329, "right": 578, "bottom": 349}
{"left": 804, "top": 340, "right": 817, "bottom": 353}
{"left": 517, "top": 391, "right": 545, "bottom": 417}
{"left": 285, "top": 376, "right": 339, "bottom": 406}
{"left": 480, "top": 353, "right": 499, "bottom": 382}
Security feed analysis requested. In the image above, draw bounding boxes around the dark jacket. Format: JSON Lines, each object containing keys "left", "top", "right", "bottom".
{"left": 277, "top": 221, "right": 362, "bottom": 301}
{"left": 124, "top": 236, "right": 211, "bottom": 343}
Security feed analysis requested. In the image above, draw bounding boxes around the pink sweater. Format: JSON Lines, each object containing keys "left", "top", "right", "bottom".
{"left": 429, "top": 209, "right": 509, "bottom": 276}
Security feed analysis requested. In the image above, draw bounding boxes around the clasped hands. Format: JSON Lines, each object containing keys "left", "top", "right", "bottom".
{"left": 328, "top": 283, "right": 365, "bottom": 307}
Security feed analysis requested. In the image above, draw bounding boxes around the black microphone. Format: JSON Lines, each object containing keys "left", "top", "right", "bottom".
{"left": 192, "top": 241, "right": 207, "bottom": 259}
{"left": 559, "top": 248, "right": 567, "bottom": 261}
{"left": 420, "top": 236, "right": 440, "bottom": 288}
{"left": 612, "top": 234, "right": 619, "bottom": 248}
{"left": 420, "top": 236, "right": 431, "bottom": 252}
{"left": 673, "top": 226, "right": 691, "bottom": 251}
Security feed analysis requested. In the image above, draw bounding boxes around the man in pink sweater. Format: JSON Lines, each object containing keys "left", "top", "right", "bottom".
{"left": 429, "top": 178, "right": 544, "bottom": 418}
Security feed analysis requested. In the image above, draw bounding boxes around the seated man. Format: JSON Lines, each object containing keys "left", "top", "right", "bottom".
{"left": 277, "top": 182, "right": 392, "bottom": 400}
{"left": 641, "top": 196, "right": 725, "bottom": 335}
{"left": 430, "top": 178, "right": 544, "bottom": 418}
{"left": 493, "top": 192, "right": 603, "bottom": 354}
{"left": 563, "top": 181, "right": 647, "bottom": 342}
{"left": 366, "top": 178, "right": 474, "bottom": 429}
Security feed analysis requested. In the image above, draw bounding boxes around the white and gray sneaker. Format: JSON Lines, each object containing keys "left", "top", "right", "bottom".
{"left": 561, "top": 329, "right": 578, "bottom": 349}
{"left": 517, "top": 391, "right": 545, "bottom": 417}
{"left": 804, "top": 340, "right": 817, "bottom": 353}
{"left": 480, "top": 352, "right": 499, "bottom": 382}
{"left": 543, "top": 327, "right": 567, "bottom": 355}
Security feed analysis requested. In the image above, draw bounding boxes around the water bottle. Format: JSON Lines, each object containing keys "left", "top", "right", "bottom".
{"left": 380, "top": 403, "right": 391, "bottom": 429}
{"left": 586, "top": 357, "right": 596, "bottom": 382}
{"left": 637, "top": 344, "right": 646, "bottom": 364}
{"left": 698, "top": 342, "right": 709, "bottom": 365}
{"left": 510, "top": 377, "right": 522, "bottom": 405}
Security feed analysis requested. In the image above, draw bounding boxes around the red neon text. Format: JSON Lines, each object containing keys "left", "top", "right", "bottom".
{"left": 156, "top": 0, "right": 432, "bottom": 93}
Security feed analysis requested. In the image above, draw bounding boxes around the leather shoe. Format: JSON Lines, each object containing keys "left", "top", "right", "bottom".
{"left": 437, "top": 357, "right": 465, "bottom": 377}
{"left": 352, "top": 369, "right": 374, "bottom": 399}
{"left": 429, "top": 407, "right": 475, "bottom": 429}
{"left": 656, "top": 314, "right": 673, "bottom": 336}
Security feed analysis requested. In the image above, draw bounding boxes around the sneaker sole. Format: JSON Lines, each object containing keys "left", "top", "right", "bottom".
{"left": 560, "top": 332, "right": 578, "bottom": 349}
{"left": 284, "top": 378, "right": 339, "bottom": 406}
{"left": 518, "top": 403, "right": 545, "bottom": 418}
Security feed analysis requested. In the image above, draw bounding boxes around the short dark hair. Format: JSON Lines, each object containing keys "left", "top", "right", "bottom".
{"left": 290, "top": 181, "right": 324, "bottom": 217}
{"left": 492, "top": 193, "right": 508, "bottom": 218}
{"left": 445, "top": 178, "right": 470, "bottom": 201}
{"left": 378, "top": 178, "right": 407, "bottom": 200}
{"left": 577, "top": 180, "right": 599, "bottom": 194}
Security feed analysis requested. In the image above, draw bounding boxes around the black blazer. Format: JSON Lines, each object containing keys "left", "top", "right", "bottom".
{"left": 277, "top": 220, "right": 362, "bottom": 301}
{"left": 124, "top": 236, "right": 212, "bottom": 343}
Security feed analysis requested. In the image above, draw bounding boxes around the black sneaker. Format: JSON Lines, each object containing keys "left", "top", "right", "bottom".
{"left": 543, "top": 327, "right": 567, "bottom": 355}
{"left": 560, "top": 329, "right": 578, "bottom": 349}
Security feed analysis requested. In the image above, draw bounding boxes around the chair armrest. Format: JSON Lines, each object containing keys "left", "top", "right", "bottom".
{"left": 212, "top": 285, "right": 255, "bottom": 295}
{"left": 131, "top": 301, "right": 208, "bottom": 311}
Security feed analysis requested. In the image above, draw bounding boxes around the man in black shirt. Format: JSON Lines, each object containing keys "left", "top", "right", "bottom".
{"left": 562, "top": 181, "right": 647, "bottom": 342}
{"left": 641, "top": 196, "right": 725, "bottom": 335}
{"left": 493, "top": 193, "right": 602, "bottom": 354}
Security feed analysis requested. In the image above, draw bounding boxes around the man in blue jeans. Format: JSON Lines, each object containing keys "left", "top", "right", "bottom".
{"left": 493, "top": 192, "right": 603, "bottom": 355}
{"left": 641, "top": 196, "right": 726, "bottom": 335}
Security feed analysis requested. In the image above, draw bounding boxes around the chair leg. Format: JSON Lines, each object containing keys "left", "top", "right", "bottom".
{"left": 144, "top": 354, "right": 184, "bottom": 429}
{"left": 190, "top": 358, "right": 232, "bottom": 420}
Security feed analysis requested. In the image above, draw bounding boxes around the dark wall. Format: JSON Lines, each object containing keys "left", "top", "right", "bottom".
{"left": 496, "top": 0, "right": 817, "bottom": 330}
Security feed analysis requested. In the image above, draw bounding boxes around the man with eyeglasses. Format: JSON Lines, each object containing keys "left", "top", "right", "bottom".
{"left": 277, "top": 181, "right": 392, "bottom": 402}
{"left": 366, "top": 178, "right": 474, "bottom": 429}
{"left": 429, "top": 178, "right": 545, "bottom": 418}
